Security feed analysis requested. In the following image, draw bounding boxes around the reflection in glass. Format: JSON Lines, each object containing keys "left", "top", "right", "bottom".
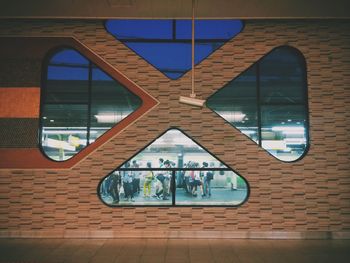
{"left": 40, "top": 48, "right": 142, "bottom": 161}
{"left": 89, "top": 66, "right": 141, "bottom": 143}
{"left": 105, "top": 19, "right": 243, "bottom": 79}
{"left": 261, "top": 105, "right": 307, "bottom": 161}
{"left": 98, "top": 129, "right": 248, "bottom": 206}
{"left": 207, "top": 65, "right": 258, "bottom": 143}
{"left": 41, "top": 104, "right": 88, "bottom": 161}
{"left": 207, "top": 46, "right": 308, "bottom": 161}
{"left": 176, "top": 170, "right": 248, "bottom": 206}
{"left": 260, "top": 47, "right": 305, "bottom": 104}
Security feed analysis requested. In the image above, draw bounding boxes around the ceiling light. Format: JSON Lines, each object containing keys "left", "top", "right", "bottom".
{"left": 219, "top": 112, "right": 246, "bottom": 122}
{"left": 95, "top": 114, "right": 127, "bottom": 123}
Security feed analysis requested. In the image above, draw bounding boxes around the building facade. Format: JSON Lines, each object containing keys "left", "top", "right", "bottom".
{"left": 0, "top": 17, "right": 349, "bottom": 238}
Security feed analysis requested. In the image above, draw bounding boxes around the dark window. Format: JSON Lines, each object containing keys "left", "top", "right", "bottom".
{"left": 40, "top": 48, "right": 142, "bottom": 161}
{"left": 98, "top": 128, "right": 249, "bottom": 207}
{"left": 105, "top": 19, "right": 243, "bottom": 79}
{"left": 207, "top": 46, "right": 309, "bottom": 161}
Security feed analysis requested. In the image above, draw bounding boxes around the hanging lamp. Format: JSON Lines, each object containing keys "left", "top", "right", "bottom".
{"left": 179, "top": 0, "right": 205, "bottom": 107}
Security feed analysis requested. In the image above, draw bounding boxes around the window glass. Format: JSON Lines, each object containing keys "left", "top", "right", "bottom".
{"left": 176, "top": 170, "right": 247, "bottom": 206}
{"left": 106, "top": 20, "right": 174, "bottom": 40}
{"left": 175, "top": 20, "right": 243, "bottom": 40}
{"left": 50, "top": 49, "right": 89, "bottom": 65}
{"left": 41, "top": 104, "right": 88, "bottom": 161}
{"left": 89, "top": 67, "right": 141, "bottom": 143}
{"left": 99, "top": 129, "right": 249, "bottom": 206}
{"left": 105, "top": 19, "right": 243, "bottom": 79}
{"left": 206, "top": 46, "right": 308, "bottom": 161}
{"left": 40, "top": 48, "right": 142, "bottom": 161}
{"left": 260, "top": 48, "right": 305, "bottom": 104}
{"left": 261, "top": 105, "right": 307, "bottom": 162}
{"left": 207, "top": 65, "right": 259, "bottom": 143}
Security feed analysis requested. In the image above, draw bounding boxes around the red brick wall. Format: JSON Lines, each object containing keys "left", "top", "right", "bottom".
{"left": 0, "top": 20, "right": 349, "bottom": 238}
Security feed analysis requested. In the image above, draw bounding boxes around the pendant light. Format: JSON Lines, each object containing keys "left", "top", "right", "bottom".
{"left": 179, "top": 0, "right": 205, "bottom": 107}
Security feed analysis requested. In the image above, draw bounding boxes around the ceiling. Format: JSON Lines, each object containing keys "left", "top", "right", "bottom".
{"left": 0, "top": 0, "right": 349, "bottom": 19}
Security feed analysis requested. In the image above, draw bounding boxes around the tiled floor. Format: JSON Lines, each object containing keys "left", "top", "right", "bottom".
{"left": 0, "top": 238, "right": 349, "bottom": 263}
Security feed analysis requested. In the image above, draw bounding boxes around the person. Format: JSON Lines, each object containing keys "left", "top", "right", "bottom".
{"left": 203, "top": 162, "right": 214, "bottom": 197}
{"left": 201, "top": 162, "right": 208, "bottom": 197}
{"left": 122, "top": 162, "right": 134, "bottom": 202}
{"left": 131, "top": 160, "right": 141, "bottom": 195}
{"left": 153, "top": 158, "right": 165, "bottom": 199}
{"left": 143, "top": 162, "right": 154, "bottom": 197}
{"left": 100, "top": 175, "right": 109, "bottom": 198}
{"left": 230, "top": 172, "right": 237, "bottom": 191}
{"left": 108, "top": 171, "right": 121, "bottom": 204}
{"left": 162, "top": 160, "right": 172, "bottom": 200}
{"left": 192, "top": 162, "right": 203, "bottom": 197}
{"left": 184, "top": 162, "right": 192, "bottom": 194}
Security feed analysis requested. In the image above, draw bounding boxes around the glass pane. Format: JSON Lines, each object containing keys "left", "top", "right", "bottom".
{"left": 176, "top": 20, "right": 243, "bottom": 40}
{"left": 261, "top": 105, "right": 307, "bottom": 161}
{"left": 175, "top": 170, "right": 248, "bottom": 206}
{"left": 45, "top": 70, "right": 89, "bottom": 104}
{"left": 41, "top": 104, "right": 88, "bottom": 161}
{"left": 260, "top": 47, "right": 306, "bottom": 104}
{"left": 128, "top": 129, "right": 227, "bottom": 168}
{"left": 50, "top": 49, "right": 89, "bottom": 66}
{"left": 105, "top": 20, "right": 173, "bottom": 40}
{"left": 46, "top": 49, "right": 89, "bottom": 104}
{"left": 89, "top": 67, "right": 142, "bottom": 143}
{"left": 125, "top": 42, "right": 224, "bottom": 79}
{"left": 105, "top": 19, "right": 243, "bottom": 79}
{"left": 99, "top": 169, "right": 173, "bottom": 206}
{"left": 207, "top": 65, "right": 259, "bottom": 143}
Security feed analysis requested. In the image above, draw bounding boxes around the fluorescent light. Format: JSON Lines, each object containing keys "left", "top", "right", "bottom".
{"left": 262, "top": 140, "right": 287, "bottom": 150}
{"left": 219, "top": 112, "right": 246, "bottom": 122}
{"left": 241, "top": 130, "right": 256, "bottom": 135}
{"left": 44, "top": 138, "right": 75, "bottom": 151}
{"left": 272, "top": 126, "right": 305, "bottom": 133}
{"left": 284, "top": 138, "right": 307, "bottom": 145}
{"left": 43, "top": 130, "right": 94, "bottom": 135}
{"left": 95, "top": 113, "right": 128, "bottom": 123}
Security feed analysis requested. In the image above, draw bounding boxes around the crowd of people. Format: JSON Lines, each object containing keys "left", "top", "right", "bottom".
{"left": 100, "top": 158, "right": 236, "bottom": 204}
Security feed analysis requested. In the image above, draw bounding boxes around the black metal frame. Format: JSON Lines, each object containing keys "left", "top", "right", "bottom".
{"left": 38, "top": 45, "right": 143, "bottom": 162}
{"left": 206, "top": 45, "right": 310, "bottom": 163}
{"left": 97, "top": 127, "right": 250, "bottom": 208}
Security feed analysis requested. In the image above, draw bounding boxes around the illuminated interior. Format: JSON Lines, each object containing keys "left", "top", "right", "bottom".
{"left": 207, "top": 46, "right": 308, "bottom": 161}
{"left": 99, "top": 129, "right": 249, "bottom": 206}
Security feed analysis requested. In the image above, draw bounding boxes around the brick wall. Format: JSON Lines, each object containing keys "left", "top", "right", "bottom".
{"left": 0, "top": 20, "right": 349, "bottom": 238}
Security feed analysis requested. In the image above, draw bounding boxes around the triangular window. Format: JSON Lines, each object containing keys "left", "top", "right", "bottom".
{"left": 99, "top": 128, "right": 249, "bottom": 206}
{"left": 105, "top": 19, "right": 243, "bottom": 79}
